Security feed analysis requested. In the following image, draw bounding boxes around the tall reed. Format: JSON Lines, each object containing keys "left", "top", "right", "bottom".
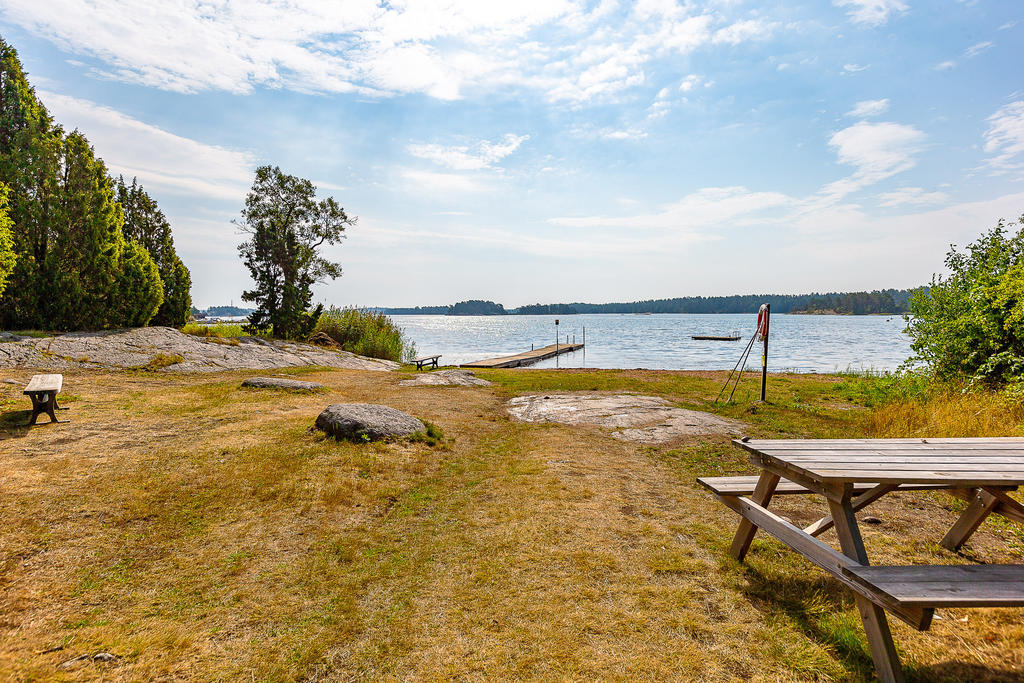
{"left": 312, "top": 307, "right": 416, "bottom": 363}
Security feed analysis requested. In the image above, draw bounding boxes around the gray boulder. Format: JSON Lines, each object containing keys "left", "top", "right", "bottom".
{"left": 315, "top": 403, "right": 425, "bottom": 441}
{"left": 242, "top": 376, "right": 326, "bottom": 391}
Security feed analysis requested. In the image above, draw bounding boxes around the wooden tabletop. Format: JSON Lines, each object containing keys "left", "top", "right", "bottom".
{"left": 735, "top": 438, "right": 1024, "bottom": 486}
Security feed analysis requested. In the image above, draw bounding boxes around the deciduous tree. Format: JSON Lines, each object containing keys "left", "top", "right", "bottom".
{"left": 236, "top": 165, "right": 353, "bottom": 339}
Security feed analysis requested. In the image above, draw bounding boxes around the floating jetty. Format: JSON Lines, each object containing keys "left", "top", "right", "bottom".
{"left": 692, "top": 335, "right": 741, "bottom": 341}
{"left": 461, "top": 343, "right": 585, "bottom": 369}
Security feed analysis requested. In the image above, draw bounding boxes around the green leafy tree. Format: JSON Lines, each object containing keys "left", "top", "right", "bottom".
{"left": 114, "top": 176, "right": 192, "bottom": 325}
{"left": 236, "top": 165, "right": 354, "bottom": 339}
{"left": 905, "top": 216, "right": 1024, "bottom": 384}
{"left": 0, "top": 182, "right": 15, "bottom": 298}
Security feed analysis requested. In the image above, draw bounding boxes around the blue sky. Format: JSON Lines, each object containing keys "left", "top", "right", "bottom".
{"left": 1, "top": 0, "right": 1022, "bottom": 308}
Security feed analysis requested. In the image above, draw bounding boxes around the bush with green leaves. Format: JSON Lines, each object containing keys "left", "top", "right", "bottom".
{"left": 312, "top": 307, "right": 416, "bottom": 362}
{"left": 905, "top": 215, "right": 1024, "bottom": 385}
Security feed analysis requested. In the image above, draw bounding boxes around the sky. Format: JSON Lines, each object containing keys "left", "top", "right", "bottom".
{"left": 1, "top": 0, "right": 1022, "bottom": 309}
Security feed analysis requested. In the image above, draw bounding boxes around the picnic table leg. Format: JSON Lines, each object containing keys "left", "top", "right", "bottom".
{"left": 829, "top": 499, "right": 904, "bottom": 683}
{"left": 28, "top": 392, "right": 46, "bottom": 425}
{"left": 940, "top": 489, "right": 999, "bottom": 552}
{"left": 729, "top": 470, "right": 780, "bottom": 561}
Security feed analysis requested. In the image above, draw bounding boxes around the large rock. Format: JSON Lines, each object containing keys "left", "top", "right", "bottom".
{"left": 315, "top": 403, "right": 425, "bottom": 441}
{"left": 507, "top": 393, "right": 742, "bottom": 444}
{"left": 242, "top": 376, "right": 326, "bottom": 391}
{"left": 0, "top": 327, "right": 398, "bottom": 373}
{"left": 399, "top": 369, "right": 491, "bottom": 387}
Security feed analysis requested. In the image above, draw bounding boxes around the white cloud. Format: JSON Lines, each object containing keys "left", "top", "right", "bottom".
{"left": 712, "top": 19, "right": 778, "bottom": 45}
{"left": 834, "top": 0, "right": 908, "bottom": 27}
{"left": 2, "top": 0, "right": 783, "bottom": 104}
{"left": 876, "top": 187, "right": 948, "bottom": 207}
{"left": 38, "top": 91, "right": 255, "bottom": 202}
{"left": 825, "top": 121, "right": 926, "bottom": 195}
{"left": 847, "top": 98, "right": 890, "bottom": 117}
{"left": 400, "top": 168, "right": 489, "bottom": 194}
{"left": 408, "top": 134, "right": 529, "bottom": 170}
{"left": 679, "top": 74, "right": 704, "bottom": 92}
{"left": 999, "top": 21, "right": 1017, "bottom": 31}
{"left": 549, "top": 186, "right": 793, "bottom": 230}
{"left": 934, "top": 60, "right": 957, "bottom": 71}
{"left": 964, "top": 41, "right": 993, "bottom": 58}
{"left": 843, "top": 63, "right": 869, "bottom": 73}
{"left": 982, "top": 100, "right": 1024, "bottom": 173}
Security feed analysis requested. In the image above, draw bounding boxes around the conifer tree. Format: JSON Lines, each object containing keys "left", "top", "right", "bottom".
{"left": 0, "top": 37, "right": 164, "bottom": 330}
{"left": 114, "top": 176, "right": 191, "bottom": 325}
{"left": 0, "top": 183, "right": 15, "bottom": 298}
{"left": 236, "top": 165, "right": 353, "bottom": 339}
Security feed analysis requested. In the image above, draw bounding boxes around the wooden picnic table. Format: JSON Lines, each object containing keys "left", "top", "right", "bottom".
{"left": 700, "top": 437, "right": 1024, "bottom": 683}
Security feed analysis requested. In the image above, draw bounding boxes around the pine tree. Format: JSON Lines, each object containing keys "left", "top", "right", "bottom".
{"left": 0, "top": 182, "right": 16, "bottom": 298}
{"left": 236, "top": 165, "right": 353, "bottom": 339}
{"left": 114, "top": 176, "right": 191, "bottom": 325}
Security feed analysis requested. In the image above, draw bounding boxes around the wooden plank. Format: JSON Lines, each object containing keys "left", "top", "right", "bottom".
{"left": 780, "top": 454, "right": 1024, "bottom": 462}
{"left": 461, "top": 343, "right": 585, "bottom": 369}
{"left": 714, "top": 493, "right": 931, "bottom": 629}
{"left": 843, "top": 564, "right": 1024, "bottom": 607}
{"left": 729, "top": 471, "right": 779, "bottom": 561}
{"left": 807, "top": 471, "right": 1024, "bottom": 485}
{"left": 697, "top": 477, "right": 943, "bottom": 497}
{"left": 738, "top": 437, "right": 1024, "bottom": 445}
{"left": 24, "top": 373, "right": 62, "bottom": 394}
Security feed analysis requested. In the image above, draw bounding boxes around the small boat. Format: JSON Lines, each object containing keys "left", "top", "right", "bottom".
{"left": 692, "top": 332, "right": 741, "bottom": 341}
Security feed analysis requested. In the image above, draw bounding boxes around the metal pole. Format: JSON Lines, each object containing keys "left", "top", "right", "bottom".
{"left": 760, "top": 304, "right": 770, "bottom": 402}
{"left": 555, "top": 319, "right": 559, "bottom": 367}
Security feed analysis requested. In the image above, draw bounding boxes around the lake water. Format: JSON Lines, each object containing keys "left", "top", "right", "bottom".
{"left": 392, "top": 313, "right": 913, "bottom": 373}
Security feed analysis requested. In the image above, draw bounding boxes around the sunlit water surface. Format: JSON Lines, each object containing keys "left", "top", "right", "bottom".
{"left": 392, "top": 313, "right": 912, "bottom": 373}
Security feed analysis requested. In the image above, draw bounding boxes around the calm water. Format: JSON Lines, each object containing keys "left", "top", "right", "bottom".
{"left": 393, "top": 313, "right": 912, "bottom": 373}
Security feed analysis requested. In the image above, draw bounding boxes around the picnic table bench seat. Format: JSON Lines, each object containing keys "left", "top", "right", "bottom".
{"left": 412, "top": 355, "right": 441, "bottom": 370}
{"left": 843, "top": 564, "right": 1024, "bottom": 609}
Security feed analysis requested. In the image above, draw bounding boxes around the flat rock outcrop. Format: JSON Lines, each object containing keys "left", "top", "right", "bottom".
{"left": 315, "top": 403, "right": 425, "bottom": 441}
{"left": 506, "top": 393, "right": 742, "bottom": 444}
{"left": 241, "top": 376, "right": 326, "bottom": 391}
{"left": 399, "top": 369, "right": 491, "bottom": 387}
{"left": 0, "top": 327, "right": 398, "bottom": 373}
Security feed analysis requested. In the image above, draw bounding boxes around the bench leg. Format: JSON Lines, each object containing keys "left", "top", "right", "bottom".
{"left": 940, "top": 489, "right": 999, "bottom": 552}
{"left": 829, "top": 499, "right": 904, "bottom": 683}
{"left": 729, "top": 471, "right": 780, "bottom": 561}
{"left": 805, "top": 484, "right": 896, "bottom": 537}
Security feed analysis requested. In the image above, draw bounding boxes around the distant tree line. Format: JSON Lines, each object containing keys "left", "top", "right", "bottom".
{"left": 0, "top": 37, "right": 191, "bottom": 330}
{"left": 377, "top": 290, "right": 916, "bottom": 316}
{"left": 789, "top": 289, "right": 913, "bottom": 315}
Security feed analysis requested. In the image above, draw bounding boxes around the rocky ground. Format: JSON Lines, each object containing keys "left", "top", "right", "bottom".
{"left": 506, "top": 392, "right": 744, "bottom": 444}
{"left": 0, "top": 327, "right": 397, "bottom": 373}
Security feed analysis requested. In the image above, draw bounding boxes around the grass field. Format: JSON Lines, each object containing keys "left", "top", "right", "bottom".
{"left": 1, "top": 366, "right": 1022, "bottom": 680}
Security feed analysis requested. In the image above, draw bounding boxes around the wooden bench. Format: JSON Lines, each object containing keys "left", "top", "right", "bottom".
{"left": 23, "top": 373, "right": 69, "bottom": 425}
{"left": 412, "top": 355, "right": 441, "bottom": 370}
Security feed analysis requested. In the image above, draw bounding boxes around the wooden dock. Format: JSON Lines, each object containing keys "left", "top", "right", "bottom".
{"left": 461, "top": 343, "right": 584, "bottom": 369}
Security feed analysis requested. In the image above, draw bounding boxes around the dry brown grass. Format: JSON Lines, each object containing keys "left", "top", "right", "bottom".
{"left": 867, "top": 388, "right": 1024, "bottom": 438}
{"left": 0, "top": 367, "right": 1022, "bottom": 681}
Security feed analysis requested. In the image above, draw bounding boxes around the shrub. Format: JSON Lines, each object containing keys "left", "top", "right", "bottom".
{"left": 312, "top": 307, "right": 416, "bottom": 362}
{"left": 180, "top": 322, "right": 249, "bottom": 338}
{"left": 905, "top": 215, "right": 1024, "bottom": 386}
